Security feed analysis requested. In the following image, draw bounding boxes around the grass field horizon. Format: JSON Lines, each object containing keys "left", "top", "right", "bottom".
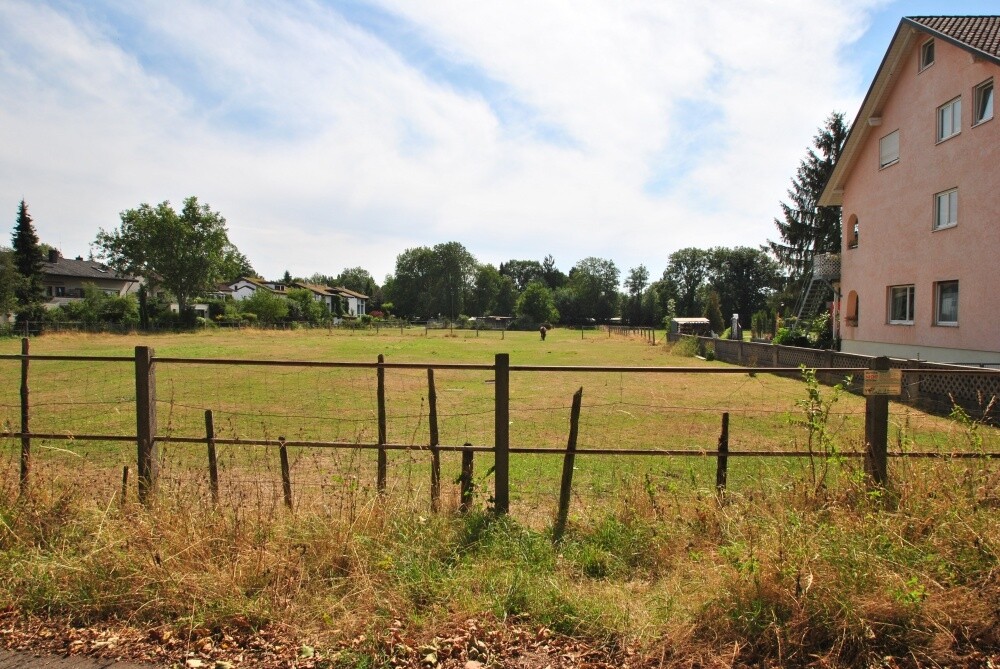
{"left": 1, "top": 329, "right": 998, "bottom": 667}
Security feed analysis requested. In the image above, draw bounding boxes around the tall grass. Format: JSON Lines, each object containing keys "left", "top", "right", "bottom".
{"left": 0, "top": 330, "right": 997, "bottom": 665}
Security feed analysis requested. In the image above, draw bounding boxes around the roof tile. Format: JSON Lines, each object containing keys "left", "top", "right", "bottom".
{"left": 908, "top": 16, "right": 1000, "bottom": 59}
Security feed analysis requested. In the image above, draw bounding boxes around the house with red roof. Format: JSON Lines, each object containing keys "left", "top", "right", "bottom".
{"left": 819, "top": 16, "right": 999, "bottom": 364}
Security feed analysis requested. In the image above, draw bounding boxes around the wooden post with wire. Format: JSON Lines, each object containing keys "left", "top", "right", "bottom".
{"left": 279, "top": 437, "right": 292, "bottom": 509}
{"left": 205, "top": 409, "right": 220, "bottom": 507}
{"left": 120, "top": 466, "right": 129, "bottom": 507}
{"left": 864, "top": 356, "right": 891, "bottom": 489}
{"left": 428, "top": 368, "right": 441, "bottom": 512}
{"left": 19, "top": 338, "right": 30, "bottom": 495}
{"left": 460, "top": 444, "right": 474, "bottom": 513}
{"left": 494, "top": 353, "right": 510, "bottom": 514}
{"left": 377, "top": 354, "right": 388, "bottom": 492}
{"left": 716, "top": 412, "right": 729, "bottom": 496}
{"left": 135, "top": 345, "right": 158, "bottom": 504}
{"left": 553, "top": 388, "right": 583, "bottom": 542}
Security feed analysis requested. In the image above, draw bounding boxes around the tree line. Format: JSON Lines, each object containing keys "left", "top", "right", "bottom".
{"left": 4, "top": 112, "right": 846, "bottom": 335}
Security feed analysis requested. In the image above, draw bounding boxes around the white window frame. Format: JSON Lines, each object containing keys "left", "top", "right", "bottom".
{"left": 935, "top": 281, "right": 959, "bottom": 326}
{"left": 937, "top": 97, "right": 961, "bottom": 141}
{"left": 974, "top": 79, "right": 994, "bottom": 126}
{"left": 879, "top": 130, "right": 899, "bottom": 168}
{"left": 920, "top": 39, "right": 935, "bottom": 71}
{"left": 888, "top": 285, "right": 915, "bottom": 325}
{"left": 934, "top": 188, "right": 958, "bottom": 230}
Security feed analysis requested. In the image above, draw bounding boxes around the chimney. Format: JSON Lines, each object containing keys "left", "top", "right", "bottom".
{"left": 48, "top": 249, "right": 60, "bottom": 263}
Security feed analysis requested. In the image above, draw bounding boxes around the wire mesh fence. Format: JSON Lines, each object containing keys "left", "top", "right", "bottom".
{"left": 2, "top": 340, "right": 998, "bottom": 530}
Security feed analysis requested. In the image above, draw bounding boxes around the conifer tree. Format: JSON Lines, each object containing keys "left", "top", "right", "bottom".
{"left": 768, "top": 112, "right": 849, "bottom": 279}
{"left": 11, "top": 200, "right": 46, "bottom": 319}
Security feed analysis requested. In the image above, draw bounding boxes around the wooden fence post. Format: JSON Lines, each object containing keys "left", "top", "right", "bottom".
{"left": 19, "top": 338, "right": 30, "bottom": 495}
{"left": 205, "top": 409, "right": 219, "bottom": 507}
{"left": 460, "top": 445, "right": 474, "bottom": 513}
{"left": 716, "top": 412, "right": 729, "bottom": 495}
{"left": 135, "top": 346, "right": 158, "bottom": 504}
{"left": 120, "top": 466, "right": 129, "bottom": 507}
{"left": 279, "top": 437, "right": 293, "bottom": 509}
{"left": 494, "top": 353, "right": 510, "bottom": 515}
{"left": 428, "top": 368, "right": 441, "bottom": 512}
{"left": 377, "top": 354, "right": 387, "bottom": 493}
{"left": 553, "top": 388, "right": 583, "bottom": 542}
{"left": 864, "top": 356, "right": 890, "bottom": 489}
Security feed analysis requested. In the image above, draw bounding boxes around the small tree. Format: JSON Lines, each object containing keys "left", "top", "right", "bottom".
{"left": 239, "top": 289, "right": 288, "bottom": 324}
{"left": 704, "top": 290, "right": 724, "bottom": 334}
{"left": 0, "top": 250, "right": 21, "bottom": 321}
{"left": 287, "top": 288, "right": 329, "bottom": 324}
{"left": 515, "top": 280, "right": 559, "bottom": 324}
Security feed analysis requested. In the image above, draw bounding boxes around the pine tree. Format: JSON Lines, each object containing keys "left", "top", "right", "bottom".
{"left": 11, "top": 200, "right": 46, "bottom": 317}
{"left": 768, "top": 112, "right": 849, "bottom": 279}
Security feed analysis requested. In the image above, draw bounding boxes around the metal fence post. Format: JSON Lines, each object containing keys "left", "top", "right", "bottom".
{"left": 494, "top": 353, "right": 510, "bottom": 515}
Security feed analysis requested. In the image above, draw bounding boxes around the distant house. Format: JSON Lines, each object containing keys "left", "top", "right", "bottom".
{"left": 819, "top": 16, "right": 1000, "bottom": 364}
{"left": 205, "top": 283, "right": 234, "bottom": 300}
{"left": 229, "top": 277, "right": 288, "bottom": 301}
{"left": 290, "top": 282, "right": 339, "bottom": 312}
{"left": 41, "top": 250, "right": 139, "bottom": 308}
{"left": 229, "top": 277, "right": 367, "bottom": 317}
{"left": 334, "top": 286, "right": 368, "bottom": 317}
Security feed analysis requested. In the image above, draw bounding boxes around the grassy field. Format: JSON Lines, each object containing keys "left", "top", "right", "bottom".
{"left": 0, "top": 328, "right": 998, "bottom": 667}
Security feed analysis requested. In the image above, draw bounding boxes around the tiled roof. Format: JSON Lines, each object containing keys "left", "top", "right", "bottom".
{"left": 334, "top": 286, "right": 368, "bottom": 300}
{"left": 820, "top": 15, "right": 1000, "bottom": 206}
{"left": 42, "top": 257, "right": 136, "bottom": 281}
{"left": 906, "top": 16, "right": 1000, "bottom": 61}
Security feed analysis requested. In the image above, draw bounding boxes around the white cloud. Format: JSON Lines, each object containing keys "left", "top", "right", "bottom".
{"left": 0, "top": 0, "right": 887, "bottom": 282}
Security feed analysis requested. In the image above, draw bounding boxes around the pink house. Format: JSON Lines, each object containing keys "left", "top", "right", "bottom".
{"left": 820, "top": 16, "right": 999, "bottom": 364}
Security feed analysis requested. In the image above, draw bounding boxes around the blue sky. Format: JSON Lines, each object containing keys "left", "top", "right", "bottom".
{"left": 1, "top": 1, "right": 997, "bottom": 284}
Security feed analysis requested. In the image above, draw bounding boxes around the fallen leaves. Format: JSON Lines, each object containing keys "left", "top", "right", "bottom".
{"left": 0, "top": 610, "right": 643, "bottom": 668}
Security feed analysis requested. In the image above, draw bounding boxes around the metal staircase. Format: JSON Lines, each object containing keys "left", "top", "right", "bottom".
{"left": 793, "top": 253, "right": 841, "bottom": 321}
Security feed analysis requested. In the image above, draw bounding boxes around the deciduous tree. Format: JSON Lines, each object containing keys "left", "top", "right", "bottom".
{"left": 515, "top": 280, "right": 558, "bottom": 324}
{"left": 661, "top": 248, "right": 710, "bottom": 317}
{"left": 94, "top": 197, "right": 249, "bottom": 314}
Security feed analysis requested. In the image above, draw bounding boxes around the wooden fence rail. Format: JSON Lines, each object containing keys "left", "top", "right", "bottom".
{"left": 4, "top": 339, "right": 999, "bottom": 522}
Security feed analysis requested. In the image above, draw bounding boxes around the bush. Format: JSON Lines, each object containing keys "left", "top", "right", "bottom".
{"left": 671, "top": 336, "right": 700, "bottom": 357}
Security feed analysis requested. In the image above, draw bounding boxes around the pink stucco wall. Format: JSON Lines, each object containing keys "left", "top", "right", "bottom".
{"left": 840, "top": 32, "right": 1000, "bottom": 361}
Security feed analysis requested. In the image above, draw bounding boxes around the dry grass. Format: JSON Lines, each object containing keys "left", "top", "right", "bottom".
{"left": 0, "top": 329, "right": 998, "bottom": 666}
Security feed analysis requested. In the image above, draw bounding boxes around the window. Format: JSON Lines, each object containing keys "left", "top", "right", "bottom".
{"left": 847, "top": 215, "right": 859, "bottom": 248}
{"left": 54, "top": 286, "right": 66, "bottom": 297}
{"left": 846, "top": 291, "right": 859, "bottom": 326}
{"left": 889, "top": 285, "right": 915, "bottom": 324}
{"left": 935, "top": 281, "right": 958, "bottom": 325}
{"left": 935, "top": 188, "right": 958, "bottom": 230}
{"left": 879, "top": 130, "right": 899, "bottom": 168}
{"left": 974, "top": 79, "right": 994, "bottom": 125}
{"left": 938, "top": 97, "right": 961, "bottom": 141}
{"left": 920, "top": 40, "right": 935, "bottom": 70}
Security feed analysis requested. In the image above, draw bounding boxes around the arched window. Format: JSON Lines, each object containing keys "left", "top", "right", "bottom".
{"left": 846, "top": 290, "right": 859, "bottom": 326}
{"left": 847, "top": 215, "right": 859, "bottom": 249}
